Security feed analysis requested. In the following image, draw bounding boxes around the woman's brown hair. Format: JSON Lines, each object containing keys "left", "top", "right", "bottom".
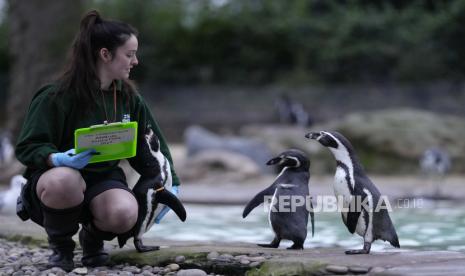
{"left": 57, "top": 10, "right": 138, "bottom": 107}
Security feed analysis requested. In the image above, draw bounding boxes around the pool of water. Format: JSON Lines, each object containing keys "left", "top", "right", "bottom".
{"left": 146, "top": 200, "right": 465, "bottom": 252}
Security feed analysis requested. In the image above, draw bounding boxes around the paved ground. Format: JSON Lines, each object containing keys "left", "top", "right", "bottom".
{"left": 2, "top": 214, "right": 465, "bottom": 275}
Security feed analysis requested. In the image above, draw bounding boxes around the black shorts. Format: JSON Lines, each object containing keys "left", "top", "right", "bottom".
{"left": 21, "top": 167, "right": 133, "bottom": 226}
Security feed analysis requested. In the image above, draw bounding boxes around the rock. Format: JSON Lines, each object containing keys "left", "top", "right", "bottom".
{"left": 248, "top": 256, "right": 266, "bottom": 262}
{"left": 123, "top": 266, "right": 141, "bottom": 273}
{"left": 141, "top": 265, "right": 152, "bottom": 271}
{"left": 349, "top": 266, "right": 369, "bottom": 274}
{"left": 207, "top": 251, "right": 219, "bottom": 260}
{"left": 72, "top": 267, "right": 88, "bottom": 275}
{"left": 31, "top": 257, "right": 43, "bottom": 263}
{"left": 21, "top": 265, "right": 36, "bottom": 271}
{"left": 369, "top": 267, "right": 386, "bottom": 274}
{"left": 249, "top": 262, "right": 261, "bottom": 268}
{"left": 176, "top": 269, "right": 208, "bottom": 276}
{"left": 175, "top": 255, "right": 186, "bottom": 263}
{"left": 181, "top": 149, "right": 262, "bottom": 182}
{"left": 325, "top": 265, "right": 349, "bottom": 274}
{"left": 152, "top": 267, "right": 162, "bottom": 274}
{"left": 166, "top": 263, "right": 180, "bottom": 271}
{"left": 7, "top": 255, "right": 18, "bottom": 262}
{"left": 3, "top": 268, "right": 14, "bottom": 274}
{"left": 217, "top": 254, "right": 234, "bottom": 262}
{"left": 240, "top": 259, "right": 250, "bottom": 265}
{"left": 184, "top": 125, "right": 274, "bottom": 174}
{"left": 247, "top": 253, "right": 263, "bottom": 257}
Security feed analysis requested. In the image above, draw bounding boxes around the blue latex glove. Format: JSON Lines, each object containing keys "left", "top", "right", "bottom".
{"left": 154, "top": 185, "right": 179, "bottom": 224}
{"left": 50, "top": 149, "right": 96, "bottom": 169}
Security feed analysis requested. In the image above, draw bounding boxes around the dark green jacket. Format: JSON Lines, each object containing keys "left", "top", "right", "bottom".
{"left": 15, "top": 82, "right": 180, "bottom": 186}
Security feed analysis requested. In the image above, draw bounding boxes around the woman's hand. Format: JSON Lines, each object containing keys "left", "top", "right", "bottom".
{"left": 50, "top": 149, "right": 97, "bottom": 169}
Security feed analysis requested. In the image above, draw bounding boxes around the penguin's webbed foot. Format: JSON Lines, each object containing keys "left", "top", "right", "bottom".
{"left": 345, "top": 242, "right": 371, "bottom": 254}
{"left": 345, "top": 249, "right": 369, "bottom": 254}
{"left": 257, "top": 237, "right": 280, "bottom": 248}
{"left": 257, "top": 243, "right": 279, "bottom": 248}
{"left": 287, "top": 243, "right": 304, "bottom": 250}
{"left": 134, "top": 239, "right": 160, "bottom": 253}
{"left": 136, "top": 245, "right": 160, "bottom": 253}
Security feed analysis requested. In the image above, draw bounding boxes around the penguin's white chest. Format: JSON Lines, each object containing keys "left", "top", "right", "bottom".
{"left": 147, "top": 156, "right": 173, "bottom": 215}
{"left": 139, "top": 156, "right": 173, "bottom": 237}
{"left": 334, "top": 166, "right": 353, "bottom": 227}
{"left": 333, "top": 167, "right": 352, "bottom": 201}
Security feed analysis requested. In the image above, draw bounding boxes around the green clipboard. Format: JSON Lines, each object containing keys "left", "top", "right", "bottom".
{"left": 74, "top": 122, "right": 138, "bottom": 163}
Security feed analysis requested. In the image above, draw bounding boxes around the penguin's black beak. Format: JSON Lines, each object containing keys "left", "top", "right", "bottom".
{"left": 305, "top": 132, "right": 320, "bottom": 140}
{"left": 266, "top": 156, "right": 282, "bottom": 166}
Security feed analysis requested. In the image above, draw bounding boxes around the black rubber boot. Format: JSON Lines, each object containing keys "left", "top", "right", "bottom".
{"left": 42, "top": 203, "right": 82, "bottom": 272}
{"left": 79, "top": 222, "right": 115, "bottom": 267}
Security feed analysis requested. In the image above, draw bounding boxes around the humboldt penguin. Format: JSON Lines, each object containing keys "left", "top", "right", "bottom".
{"left": 306, "top": 131, "right": 400, "bottom": 254}
{"left": 242, "top": 149, "right": 314, "bottom": 249}
{"left": 118, "top": 127, "right": 186, "bottom": 252}
{"left": 420, "top": 147, "right": 451, "bottom": 197}
{"left": 0, "top": 175, "right": 26, "bottom": 215}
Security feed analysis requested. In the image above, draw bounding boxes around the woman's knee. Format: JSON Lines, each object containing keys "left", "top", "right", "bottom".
{"left": 91, "top": 189, "right": 138, "bottom": 233}
{"left": 107, "top": 204, "right": 138, "bottom": 232}
{"left": 36, "top": 167, "right": 85, "bottom": 208}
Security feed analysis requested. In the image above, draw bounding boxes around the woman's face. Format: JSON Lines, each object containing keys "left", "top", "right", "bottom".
{"left": 104, "top": 34, "right": 139, "bottom": 80}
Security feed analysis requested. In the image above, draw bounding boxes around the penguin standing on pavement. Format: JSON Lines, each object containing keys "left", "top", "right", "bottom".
{"left": 242, "top": 149, "right": 314, "bottom": 250}
{"left": 118, "top": 127, "right": 187, "bottom": 252}
{"left": 306, "top": 131, "right": 399, "bottom": 254}
{"left": 420, "top": 147, "right": 451, "bottom": 197}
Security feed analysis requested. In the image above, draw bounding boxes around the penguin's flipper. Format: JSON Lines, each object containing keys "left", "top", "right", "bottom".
{"left": 345, "top": 194, "right": 365, "bottom": 234}
{"left": 242, "top": 185, "right": 276, "bottom": 218}
{"left": 134, "top": 238, "right": 160, "bottom": 253}
{"left": 346, "top": 211, "right": 361, "bottom": 234}
{"left": 155, "top": 189, "right": 187, "bottom": 222}
{"left": 389, "top": 233, "right": 400, "bottom": 248}
{"left": 309, "top": 200, "right": 315, "bottom": 237}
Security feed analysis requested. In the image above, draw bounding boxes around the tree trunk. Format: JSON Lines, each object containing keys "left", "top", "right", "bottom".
{"left": 7, "top": 0, "right": 84, "bottom": 142}
{"left": 2, "top": 0, "right": 83, "bottom": 181}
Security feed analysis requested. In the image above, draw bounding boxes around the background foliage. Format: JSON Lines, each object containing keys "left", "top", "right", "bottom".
{"left": 84, "top": 0, "right": 465, "bottom": 84}
{"left": 1, "top": 0, "right": 464, "bottom": 87}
